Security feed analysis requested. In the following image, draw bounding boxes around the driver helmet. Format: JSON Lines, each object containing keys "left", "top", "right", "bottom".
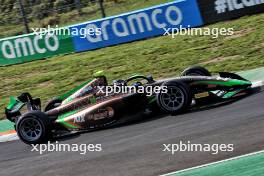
{"left": 113, "top": 79, "right": 126, "bottom": 86}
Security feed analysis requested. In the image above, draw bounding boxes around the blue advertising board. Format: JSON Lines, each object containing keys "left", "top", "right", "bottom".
{"left": 70, "top": 0, "right": 203, "bottom": 52}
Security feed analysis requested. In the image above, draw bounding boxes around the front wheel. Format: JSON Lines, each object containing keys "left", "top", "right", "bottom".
{"left": 157, "top": 81, "right": 191, "bottom": 114}
{"left": 181, "top": 66, "right": 211, "bottom": 76}
{"left": 16, "top": 111, "right": 51, "bottom": 145}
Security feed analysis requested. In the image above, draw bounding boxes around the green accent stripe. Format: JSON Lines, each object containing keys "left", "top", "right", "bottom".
{"left": 6, "top": 96, "right": 24, "bottom": 110}
{"left": 198, "top": 80, "right": 251, "bottom": 87}
{"left": 6, "top": 96, "right": 18, "bottom": 110}
{"left": 222, "top": 90, "right": 241, "bottom": 99}
{"left": 58, "top": 110, "right": 78, "bottom": 120}
{"left": 58, "top": 79, "right": 92, "bottom": 101}
{"left": 57, "top": 110, "right": 79, "bottom": 129}
{"left": 59, "top": 121, "right": 78, "bottom": 129}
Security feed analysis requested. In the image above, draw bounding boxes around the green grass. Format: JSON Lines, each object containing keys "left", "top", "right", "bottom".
{"left": 0, "top": 0, "right": 170, "bottom": 38}
{"left": 0, "top": 13, "right": 264, "bottom": 119}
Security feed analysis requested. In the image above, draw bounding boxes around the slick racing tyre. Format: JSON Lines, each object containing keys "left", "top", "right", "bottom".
{"left": 44, "top": 98, "right": 62, "bottom": 112}
{"left": 16, "top": 111, "right": 51, "bottom": 144}
{"left": 157, "top": 81, "right": 191, "bottom": 114}
{"left": 181, "top": 66, "right": 211, "bottom": 76}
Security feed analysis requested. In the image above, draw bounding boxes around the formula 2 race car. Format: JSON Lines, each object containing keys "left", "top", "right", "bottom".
{"left": 5, "top": 66, "right": 256, "bottom": 144}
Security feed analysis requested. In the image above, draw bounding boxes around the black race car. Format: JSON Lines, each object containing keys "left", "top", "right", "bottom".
{"left": 5, "top": 66, "right": 257, "bottom": 144}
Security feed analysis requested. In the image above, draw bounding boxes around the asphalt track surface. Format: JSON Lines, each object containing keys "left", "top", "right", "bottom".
{"left": 0, "top": 91, "right": 264, "bottom": 176}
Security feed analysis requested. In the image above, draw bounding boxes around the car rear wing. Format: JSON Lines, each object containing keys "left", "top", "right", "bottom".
{"left": 5, "top": 93, "right": 41, "bottom": 122}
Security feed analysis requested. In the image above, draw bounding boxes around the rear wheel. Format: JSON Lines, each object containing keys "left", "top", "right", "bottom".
{"left": 157, "top": 81, "right": 191, "bottom": 114}
{"left": 181, "top": 66, "right": 211, "bottom": 76}
{"left": 16, "top": 111, "right": 51, "bottom": 144}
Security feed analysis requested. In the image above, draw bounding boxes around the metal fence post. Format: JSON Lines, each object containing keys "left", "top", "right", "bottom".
{"left": 75, "top": 0, "right": 83, "bottom": 15}
{"left": 98, "top": 0, "right": 106, "bottom": 18}
{"left": 17, "top": 0, "right": 30, "bottom": 34}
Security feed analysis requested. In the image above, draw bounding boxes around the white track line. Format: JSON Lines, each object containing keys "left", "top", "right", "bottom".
{"left": 160, "top": 150, "right": 264, "bottom": 176}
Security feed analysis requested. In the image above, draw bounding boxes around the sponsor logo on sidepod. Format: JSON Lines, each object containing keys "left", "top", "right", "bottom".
{"left": 74, "top": 107, "right": 114, "bottom": 123}
{"left": 88, "top": 107, "right": 114, "bottom": 120}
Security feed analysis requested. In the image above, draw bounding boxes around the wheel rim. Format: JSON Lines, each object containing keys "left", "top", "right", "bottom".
{"left": 160, "top": 86, "right": 185, "bottom": 111}
{"left": 20, "top": 117, "right": 43, "bottom": 142}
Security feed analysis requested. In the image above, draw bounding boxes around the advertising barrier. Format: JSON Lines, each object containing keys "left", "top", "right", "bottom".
{"left": 70, "top": 0, "right": 203, "bottom": 52}
{"left": 0, "top": 28, "right": 74, "bottom": 66}
{"left": 1, "top": 0, "right": 264, "bottom": 66}
{"left": 197, "top": 0, "right": 264, "bottom": 24}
